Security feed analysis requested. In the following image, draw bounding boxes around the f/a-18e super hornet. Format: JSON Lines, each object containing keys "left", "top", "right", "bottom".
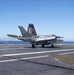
{"left": 7, "top": 24, "right": 63, "bottom": 48}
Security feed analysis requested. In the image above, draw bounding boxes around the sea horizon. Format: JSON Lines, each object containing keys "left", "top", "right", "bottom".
{"left": 0, "top": 41, "right": 74, "bottom": 45}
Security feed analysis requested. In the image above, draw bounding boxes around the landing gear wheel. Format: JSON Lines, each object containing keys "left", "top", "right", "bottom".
{"left": 42, "top": 44, "right": 45, "bottom": 47}
{"left": 32, "top": 44, "right": 35, "bottom": 48}
{"left": 51, "top": 44, "right": 54, "bottom": 48}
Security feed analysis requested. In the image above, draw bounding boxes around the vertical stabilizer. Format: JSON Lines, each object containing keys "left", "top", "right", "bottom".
{"left": 18, "top": 26, "right": 26, "bottom": 37}
{"left": 18, "top": 26, "right": 32, "bottom": 37}
{"left": 27, "top": 24, "right": 37, "bottom": 36}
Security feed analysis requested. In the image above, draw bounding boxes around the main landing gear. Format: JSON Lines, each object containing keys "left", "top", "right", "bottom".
{"left": 51, "top": 44, "right": 54, "bottom": 48}
{"left": 32, "top": 44, "right": 54, "bottom": 48}
{"left": 42, "top": 44, "right": 45, "bottom": 47}
{"left": 32, "top": 44, "right": 35, "bottom": 48}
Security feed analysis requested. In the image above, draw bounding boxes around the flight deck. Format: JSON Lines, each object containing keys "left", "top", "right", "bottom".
{"left": 0, "top": 44, "right": 74, "bottom": 75}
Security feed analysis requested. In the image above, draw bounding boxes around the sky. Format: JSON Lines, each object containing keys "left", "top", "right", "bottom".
{"left": 0, "top": 0, "right": 74, "bottom": 41}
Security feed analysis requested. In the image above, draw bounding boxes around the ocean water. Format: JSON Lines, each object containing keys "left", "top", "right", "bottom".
{"left": 59, "top": 41, "right": 74, "bottom": 44}
{"left": 0, "top": 41, "right": 31, "bottom": 44}
{"left": 0, "top": 41, "right": 74, "bottom": 45}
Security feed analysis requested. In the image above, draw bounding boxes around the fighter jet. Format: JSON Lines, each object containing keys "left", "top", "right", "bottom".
{"left": 7, "top": 24, "right": 63, "bottom": 48}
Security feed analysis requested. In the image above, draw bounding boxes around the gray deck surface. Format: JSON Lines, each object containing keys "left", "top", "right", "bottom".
{"left": 0, "top": 44, "right": 74, "bottom": 75}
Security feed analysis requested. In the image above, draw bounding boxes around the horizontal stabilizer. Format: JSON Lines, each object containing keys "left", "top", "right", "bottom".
{"left": 7, "top": 34, "right": 18, "bottom": 38}
{"left": 52, "top": 54, "right": 74, "bottom": 64}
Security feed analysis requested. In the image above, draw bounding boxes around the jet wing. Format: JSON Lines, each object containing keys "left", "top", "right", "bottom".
{"left": 36, "top": 37, "right": 55, "bottom": 42}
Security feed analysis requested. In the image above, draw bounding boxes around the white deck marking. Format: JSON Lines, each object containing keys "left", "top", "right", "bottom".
{"left": 0, "top": 49, "right": 74, "bottom": 57}
{"left": 20, "top": 55, "right": 49, "bottom": 60}
{"left": 55, "top": 58, "right": 63, "bottom": 63}
{"left": 0, "top": 55, "right": 49, "bottom": 63}
{"left": 0, "top": 59, "right": 18, "bottom": 63}
{"left": 60, "top": 52, "right": 74, "bottom": 55}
